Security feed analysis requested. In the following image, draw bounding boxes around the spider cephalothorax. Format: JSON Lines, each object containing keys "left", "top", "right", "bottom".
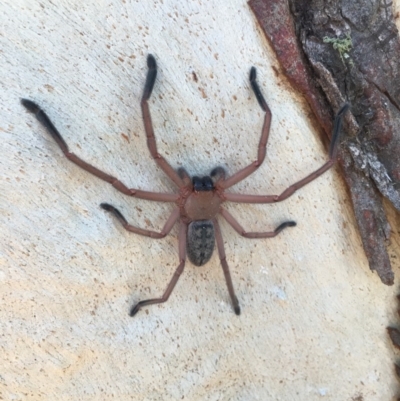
{"left": 22, "top": 54, "right": 348, "bottom": 317}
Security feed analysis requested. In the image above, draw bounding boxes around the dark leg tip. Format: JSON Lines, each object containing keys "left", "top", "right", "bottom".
{"left": 142, "top": 55, "right": 158, "bottom": 101}
{"left": 276, "top": 221, "right": 297, "bottom": 232}
{"left": 100, "top": 203, "right": 113, "bottom": 211}
{"left": 249, "top": 66, "right": 267, "bottom": 112}
{"left": 21, "top": 98, "right": 40, "bottom": 113}
{"left": 337, "top": 103, "right": 350, "bottom": 116}
{"left": 329, "top": 103, "right": 350, "bottom": 159}
{"left": 147, "top": 54, "right": 156, "bottom": 70}
{"left": 100, "top": 203, "right": 127, "bottom": 223}
{"left": 233, "top": 296, "right": 241, "bottom": 315}
{"left": 249, "top": 66, "right": 256, "bottom": 82}
{"left": 129, "top": 303, "right": 140, "bottom": 317}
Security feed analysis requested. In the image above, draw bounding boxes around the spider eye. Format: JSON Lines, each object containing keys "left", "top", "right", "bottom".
{"left": 202, "top": 177, "right": 213, "bottom": 190}
{"left": 193, "top": 176, "right": 214, "bottom": 191}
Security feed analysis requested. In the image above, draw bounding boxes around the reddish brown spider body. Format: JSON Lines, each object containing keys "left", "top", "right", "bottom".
{"left": 181, "top": 186, "right": 223, "bottom": 222}
{"left": 22, "top": 54, "right": 348, "bottom": 317}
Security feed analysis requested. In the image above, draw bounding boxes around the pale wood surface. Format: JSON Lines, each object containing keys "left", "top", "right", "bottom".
{"left": 2, "top": 1, "right": 400, "bottom": 400}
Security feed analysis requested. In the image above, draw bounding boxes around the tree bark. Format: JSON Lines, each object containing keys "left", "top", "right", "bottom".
{"left": 250, "top": 0, "right": 400, "bottom": 285}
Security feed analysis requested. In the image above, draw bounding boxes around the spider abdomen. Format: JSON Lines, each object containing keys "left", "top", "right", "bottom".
{"left": 187, "top": 220, "right": 215, "bottom": 266}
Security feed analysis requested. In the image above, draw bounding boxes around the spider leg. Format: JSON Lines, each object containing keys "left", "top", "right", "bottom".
{"left": 220, "top": 67, "right": 272, "bottom": 189}
{"left": 219, "top": 208, "right": 296, "bottom": 238}
{"left": 224, "top": 104, "right": 349, "bottom": 204}
{"left": 21, "top": 99, "right": 178, "bottom": 203}
{"left": 100, "top": 204, "right": 180, "bottom": 238}
{"left": 129, "top": 221, "right": 187, "bottom": 316}
{"left": 141, "top": 55, "right": 186, "bottom": 188}
{"left": 224, "top": 159, "right": 333, "bottom": 204}
{"left": 329, "top": 104, "right": 350, "bottom": 159}
{"left": 213, "top": 218, "right": 241, "bottom": 315}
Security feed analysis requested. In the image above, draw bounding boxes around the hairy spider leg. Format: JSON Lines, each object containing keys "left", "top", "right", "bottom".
{"left": 21, "top": 99, "right": 178, "bottom": 203}
{"left": 129, "top": 222, "right": 188, "bottom": 316}
{"left": 213, "top": 219, "right": 241, "bottom": 315}
{"left": 219, "top": 208, "right": 296, "bottom": 238}
{"left": 141, "top": 55, "right": 186, "bottom": 189}
{"left": 224, "top": 103, "right": 349, "bottom": 204}
{"left": 100, "top": 203, "right": 180, "bottom": 238}
{"left": 219, "top": 67, "right": 272, "bottom": 189}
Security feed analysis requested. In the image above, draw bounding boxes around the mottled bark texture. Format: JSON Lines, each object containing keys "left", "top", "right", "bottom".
{"left": 249, "top": 0, "right": 400, "bottom": 285}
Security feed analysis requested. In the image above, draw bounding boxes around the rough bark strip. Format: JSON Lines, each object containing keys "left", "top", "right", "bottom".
{"left": 249, "top": 0, "right": 400, "bottom": 284}
{"left": 248, "top": 0, "right": 334, "bottom": 137}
